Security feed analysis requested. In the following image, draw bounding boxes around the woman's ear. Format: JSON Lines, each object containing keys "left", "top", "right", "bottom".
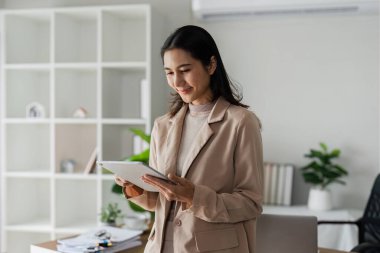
{"left": 208, "top": 56, "right": 217, "bottom": 75}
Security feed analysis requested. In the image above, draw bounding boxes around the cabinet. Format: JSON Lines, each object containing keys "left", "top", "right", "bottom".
{"left": 0, "top": 5, "right": 161, "bottom": 253}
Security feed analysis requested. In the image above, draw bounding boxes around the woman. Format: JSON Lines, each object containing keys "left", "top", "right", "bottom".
{"left": 115, "top": 25, "right": 263, "bottom": 253}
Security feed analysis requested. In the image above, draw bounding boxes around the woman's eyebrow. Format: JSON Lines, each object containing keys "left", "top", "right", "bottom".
{"left": 164, "top": 63, "right": 191, "bottom": 70}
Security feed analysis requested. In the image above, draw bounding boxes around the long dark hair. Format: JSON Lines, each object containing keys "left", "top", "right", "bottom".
{"left": 161, "top": 25, "right": 248, "bottom": 117}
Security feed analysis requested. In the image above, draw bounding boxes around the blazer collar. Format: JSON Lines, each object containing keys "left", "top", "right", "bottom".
{"left": 168, "top": 96, "right": 230, "bottom": 125}
{"left": 164, "top": 97, "right": 231, "bottom": 177}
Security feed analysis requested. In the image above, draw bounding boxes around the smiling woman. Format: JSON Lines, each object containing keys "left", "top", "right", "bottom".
{"left": 163, "top": 48, "right": 215, "bottom": 105}
{"left": 115, "top": 25, "right": 263, "bottom": 253}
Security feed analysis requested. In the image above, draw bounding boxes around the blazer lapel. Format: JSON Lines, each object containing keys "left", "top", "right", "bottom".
{"left": 164, "top": 104, "right": 188, "bottom": 176}
{"left": 181, "top": 97, "right": 231, "bottom": 178}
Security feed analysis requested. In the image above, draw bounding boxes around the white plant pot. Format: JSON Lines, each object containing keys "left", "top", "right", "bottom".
{"left": 308, "top": 188, "right": 332, "bottom": 211}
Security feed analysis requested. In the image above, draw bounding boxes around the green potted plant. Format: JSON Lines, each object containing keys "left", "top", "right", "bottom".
{"left": 111, "top": 128, "right": 154, "bottom": 222}
{"left": 100, "top": 202, "right": 124, "bottom": 226}
{"left": 301, "top": 142, "right": 348, "bottom": 210}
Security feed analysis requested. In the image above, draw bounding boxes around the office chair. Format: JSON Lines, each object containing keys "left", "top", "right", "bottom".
{"left": 256, "top": 214, "right": 318, "bottom": 253}
{"left": 318, "top": 174, "right": 380, "bottom": 253}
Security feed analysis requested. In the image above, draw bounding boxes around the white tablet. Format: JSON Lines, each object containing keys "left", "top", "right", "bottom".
{"left": 97, "top": 161, "right": 174, "bottom": 192}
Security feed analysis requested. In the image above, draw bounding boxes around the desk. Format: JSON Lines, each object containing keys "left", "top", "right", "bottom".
{"left": 31, "top": 239, "right": 351, "bottom": 253}
{"left": 31, "top": 233, "right": 354, "bottom": 253}
{"left": 263, "top": 205, "right": 362, "bottom": 251}
{"left": 31, "top": 241, "right": 352, "bottom": 253}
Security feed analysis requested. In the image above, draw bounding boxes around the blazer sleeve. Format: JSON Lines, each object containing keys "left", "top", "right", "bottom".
{"left": 187, "top": 111, "right": 264, "bottom": 223}
{"left": 127, "top": 121, "right": 159, "bottom": 212}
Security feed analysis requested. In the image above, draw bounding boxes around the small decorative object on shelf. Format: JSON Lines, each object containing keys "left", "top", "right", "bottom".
{"left": 84, "top": 148, "right": 97, "bottom": 174}
{"left": 60, "top": 159, "right": 76, "bottom": 173}
{"left": 100, "top": 203, "right": 124, "bottom": 227}
{"left": 301, "top": 142, "right": 348, "bottom": 211}
{"left": 73, "top": 106, "right": 88, "bottom": 118}
{"left": 26, "top": 102, "right": 46, "bottom": 118}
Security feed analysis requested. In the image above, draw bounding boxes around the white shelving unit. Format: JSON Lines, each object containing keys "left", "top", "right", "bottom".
{"left": 0, "top": 5, "right": 157, "bottom": 253}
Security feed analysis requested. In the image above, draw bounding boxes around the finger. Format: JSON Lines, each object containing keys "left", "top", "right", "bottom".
{"left": 142, "top": 176, "right": 177, "bottom": 201}
{"left": 115, "top": 176, "right": 133, "bottom": 187}
{"left": 168, "top": 173, "right": 189, "bottom": 186}
{"left": 143, "top": 175, "right": 175, "bottom": 190}
{"left": 114, "top": 176, "right": 125, "bottom": 186}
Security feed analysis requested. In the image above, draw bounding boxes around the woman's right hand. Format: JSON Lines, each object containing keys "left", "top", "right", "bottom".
{"left": 114, "top": 176, "right": 144, "bottom": 198}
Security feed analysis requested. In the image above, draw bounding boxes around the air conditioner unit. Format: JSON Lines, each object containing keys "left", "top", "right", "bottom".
{"left": 192, "top": 0, "right": 379, "bottom": 20}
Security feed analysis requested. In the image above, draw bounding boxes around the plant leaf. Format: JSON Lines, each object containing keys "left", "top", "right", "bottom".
{"left": 320, "top": 142, "right": 328, "bottom": 152}
{"left": 130, "top": 128, "right": 151, "bottom": 143}
{"left": 330, "top": 149, "right": 341, "bottom": 158}
{"left": 124, "top": 149, "right": 150, "bottom": 163}
{"left": 112, "top": 183, "right": 123, "bottom": 194}
{"left": 128, "top": 201, "right": 146, "bottom": 212}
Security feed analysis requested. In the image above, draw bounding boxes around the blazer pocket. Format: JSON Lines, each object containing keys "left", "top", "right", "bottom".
{"left": 195, "top": 227, "right": 239, "bottom": 252}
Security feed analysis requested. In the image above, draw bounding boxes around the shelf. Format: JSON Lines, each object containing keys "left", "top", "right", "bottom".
{"left": 55, "top": 124, "right": 97, "bottom": 173}
{"left": 102, "top": 7, "right": 147, "bottom": 62}
{"left": 5, "top": 69, "right": 50, "bottom": 118}
{"left": 55, "top": 10, "right": 98, "bottom": 63}
{"left": 102, "top": 124, "right": 146, "bottom": 161}
{"left": 54, "top": 62, "right": 98, "bottom": 69}
{"left": 4, "top": 118, "right": 51, "bottom": 124}
{"left": 6, "top": 124, "right": 50, "bottom": 172}
{"left": 55, "top": 68, "right": 97, "bottom": 118}
{"left": 102, "top": 62, "right": 146, "bottom": 69}
{"left": 5, "top": 171, "right": 51, "bottom": 178}
{"left": 0, "top": 5, "right": 153, "bottom": 253}
{"left": 6, "top": 178, "right": 51, "bottom": 226}
{"left": 4, "top": 13, "right": 51, "bottom": 64}
{"left": 55, "top": 118, "right": 97, "bottom": 124}
{"left": 55, "top": 173, "right": 98, "bottom": 180}
{"left": 4, "top": 63, "right": 51, "bottom": 70}
{"left": 55, "top": 180, "right": 98, "bottom": 229}
{"left": 102, "top": 67, "right": 146, "bottom": 119}
{"left": 5, "top": 218, "right": 52, "bottom": 232}
{"left": 101, "top": 118, "right": 146, "bottom": 125}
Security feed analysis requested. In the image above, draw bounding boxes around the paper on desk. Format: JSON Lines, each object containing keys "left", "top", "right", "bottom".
{"left": 58, "top": 226, "right": 143, "bottom": 247}
{"left": 57, "top": 237, "right": 143, "bottom": 253}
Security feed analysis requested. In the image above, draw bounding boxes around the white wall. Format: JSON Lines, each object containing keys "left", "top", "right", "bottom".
{"left": 1, "top": 0, "right": 378, "bottom": 209}
{"left": 200, "top": 13, "right": 379, "bottom": 209}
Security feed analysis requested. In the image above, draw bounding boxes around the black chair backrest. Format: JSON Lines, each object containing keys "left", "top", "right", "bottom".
{"left": 361, "top": 174, "right": 380, "bottom": 244}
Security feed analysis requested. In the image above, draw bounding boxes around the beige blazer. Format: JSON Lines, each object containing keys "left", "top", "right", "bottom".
{"left": 130, "top": 97, "right": 263, "bottom": 253}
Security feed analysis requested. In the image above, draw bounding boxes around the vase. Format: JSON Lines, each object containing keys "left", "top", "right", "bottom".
{"left": 307, "top": 187, "right": 332, "bottom": 211}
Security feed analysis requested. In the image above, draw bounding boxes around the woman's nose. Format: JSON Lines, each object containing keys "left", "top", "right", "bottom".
{"left": 173, "top": 73, "right": 184, "bottom": 87}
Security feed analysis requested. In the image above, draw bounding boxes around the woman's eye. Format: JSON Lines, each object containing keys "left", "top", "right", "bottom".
{"left": 166, "top": 72, "right": 173, "bottom": 76}
{"left": 180, "top": 69, "right": 190, "bottom": 73}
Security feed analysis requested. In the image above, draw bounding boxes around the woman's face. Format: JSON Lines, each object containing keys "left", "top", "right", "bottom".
{"left": 163, "top": 48, "right": 216, "bottom": 105}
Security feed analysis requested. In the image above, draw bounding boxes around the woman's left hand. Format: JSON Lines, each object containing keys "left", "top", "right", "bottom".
{"left": 142, "top": 173, "right": 194, "bottom": 208}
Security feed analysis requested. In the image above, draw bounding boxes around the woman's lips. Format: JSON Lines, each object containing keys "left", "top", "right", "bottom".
{"left": 177, "top": 87, "right": 192, "bottom": 94}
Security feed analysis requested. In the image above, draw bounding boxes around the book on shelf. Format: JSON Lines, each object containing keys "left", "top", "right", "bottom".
{"left": 84, "top": 147, "right": 97, "bottom": 174}
{"left": 263, "top": 163, "right": 272, "bottom": 204}
{"left": 269, "top": 163, "right": 278, "bottom": 204}
{"left": 276, "top": 164, "right": 286, "bottom": 205}
{"left": 283, "top": 164, "right": 294, "bottom": 206}
{"left": 263, "top": 162, "right": 295, "bottom": 206}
